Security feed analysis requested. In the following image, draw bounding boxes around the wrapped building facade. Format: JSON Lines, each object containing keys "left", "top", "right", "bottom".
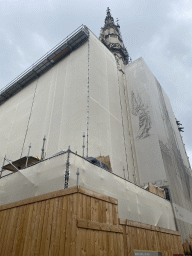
{"left": 0, "top": 9, "right": 192, "bottom": 248}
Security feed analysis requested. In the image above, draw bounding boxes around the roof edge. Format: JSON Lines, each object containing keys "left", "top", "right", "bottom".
{"left": 0, "top": 25, "right": 89, "bottom": 106}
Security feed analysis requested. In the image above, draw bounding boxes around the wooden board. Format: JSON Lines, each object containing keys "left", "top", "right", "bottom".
{"left": 0, "top": 186, "right": 185, "bottom": 256}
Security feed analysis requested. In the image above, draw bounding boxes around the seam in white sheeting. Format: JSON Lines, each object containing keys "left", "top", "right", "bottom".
{"left": 16, "top": 170, "right": 36, "bottom": 185}
{"left": 86, "top": 33, "right": 90, "bottom": 157}
{"left": 116, "top": 63, "right": 129, "bottom": 180}
{"left": 122, "top": 74, "right": 140, "bottom": 185}
{"left": 46, "top": 66, "right": 59, "bottom": 154}
{"left": 57, "top": 66, "right": 66, "bottom": 151}
{"left": 89, "top": 96, "right": 121, "bottom": 123}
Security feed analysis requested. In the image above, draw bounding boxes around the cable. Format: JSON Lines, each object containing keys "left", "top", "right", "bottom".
{"left": 20, "top": 80, "right": 38, "bottom": 158}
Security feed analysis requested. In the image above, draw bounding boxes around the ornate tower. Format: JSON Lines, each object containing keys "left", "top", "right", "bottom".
{"left": 100, "top": 8, "right": 140, "bottom": 186}
{"left": 99, "top": 7, "right": 130, "bottom": 65}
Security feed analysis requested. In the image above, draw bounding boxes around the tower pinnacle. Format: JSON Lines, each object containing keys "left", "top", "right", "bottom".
{"left": 105, "top": 7, "right": 115, "bottom": 25}
{"left": 99, "top": 8, "right": 130, "bottom": 65}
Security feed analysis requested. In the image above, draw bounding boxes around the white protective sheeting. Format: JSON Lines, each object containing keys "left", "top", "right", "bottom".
{"left": 173, "top": 203, "right": 192, "bottom": 225}
{"left": 0, "top": 153, "right": 67, "bottom": 205}
{"left": 0, "top": 34, "right": 88, "bottom": 166}
{"left": 125, "top": 57, "right": 192, "bottom": 241}
{"left": 0, "top": 27, "right": 186, "bottom": 235}
{"left": 88, "top": 32, "right": 134, "bottom": 181}
{"left": 0, "top": 30, "right": 135, "bottom": 183}
{"left": 69, "top": 153, "right": 176, "bottom": 230}
{"left": 125, "top": 58, "right": 168, "bottom": 185}
{"left": 0, "top": 152, "right": 176, "bottom": 231}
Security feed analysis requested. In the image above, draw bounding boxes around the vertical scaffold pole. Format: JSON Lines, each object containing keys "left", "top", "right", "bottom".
{"left": 133, "top": 174, "right": 135, "bottom": 184}
{"left": 123, "top": 167, "right": 126, "bottom": 180}
{"left": 25, "top": 143, "right": 31, "bottom": 168}
{"left": 0, "top": 156, "right": 6, "bottom": 178}
{"left": 76, "top": 168, "right": 80, "bottom": 188}
{"left": 41, "top": 136, "right": 46, "bottom": 161}
{"left": 65, "top": 146, "right": 70, "bottom": 189}
{"left": 82, "top": 132, "right": 85, "bottom": 158}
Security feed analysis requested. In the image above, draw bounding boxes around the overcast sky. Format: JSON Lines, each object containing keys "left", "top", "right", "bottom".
{"left": 0, "top": 0, "right": 191, "bottom": 166}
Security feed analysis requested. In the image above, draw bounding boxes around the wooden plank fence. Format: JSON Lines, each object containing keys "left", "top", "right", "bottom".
{"left": 0, "top": 186, "right": 185, "bottom": 255}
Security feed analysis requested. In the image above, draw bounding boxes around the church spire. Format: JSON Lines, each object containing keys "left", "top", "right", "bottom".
{"left": 104, "top": 7, "right": 115, "bottom": 26}
{"left": 99, "top": 8, "right": 130, "bottom": 65}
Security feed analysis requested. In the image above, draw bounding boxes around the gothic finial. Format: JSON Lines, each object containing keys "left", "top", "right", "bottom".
{"left": 105, "top": 7, "right": 114, "bottom": 25}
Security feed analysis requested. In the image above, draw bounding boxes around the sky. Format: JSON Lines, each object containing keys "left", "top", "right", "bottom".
{"left": 0, "top": 0, "right": 192, "bottom": 166}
